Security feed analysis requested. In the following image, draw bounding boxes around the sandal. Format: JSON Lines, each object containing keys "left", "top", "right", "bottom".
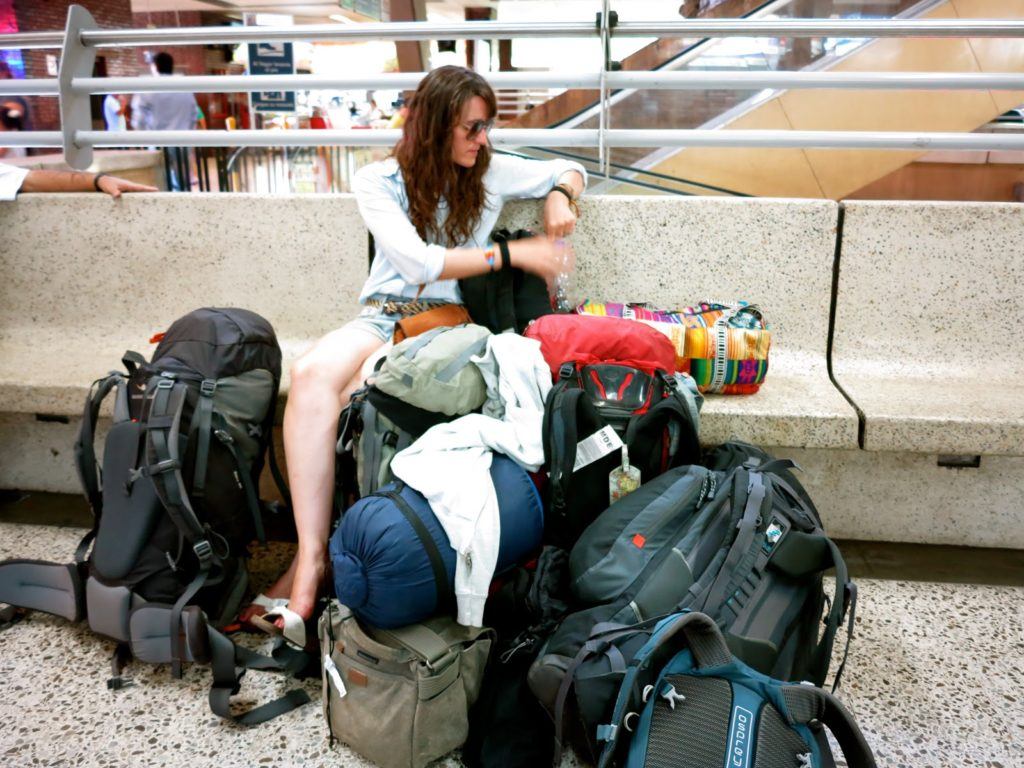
{"left": 232, "top": 593, "right": 289, "bottom": 633}
{"left": 250, "top": 605, "right": 312, "bottom": 652}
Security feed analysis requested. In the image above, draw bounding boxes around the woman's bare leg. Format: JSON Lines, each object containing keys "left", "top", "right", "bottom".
{"left": 266, "top": 324, "right": 384, "bottom": 621}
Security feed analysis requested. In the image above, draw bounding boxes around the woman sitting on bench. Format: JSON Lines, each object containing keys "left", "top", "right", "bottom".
{"left": 247, "top": 65, "right": 586, "bottom": 645}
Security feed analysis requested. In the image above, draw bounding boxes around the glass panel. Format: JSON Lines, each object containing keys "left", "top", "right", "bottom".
{"left": 543, "top": 0, "right": 935, "bottom": 188}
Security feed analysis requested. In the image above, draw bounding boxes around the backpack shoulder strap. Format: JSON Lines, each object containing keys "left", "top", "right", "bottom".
{"left": 377, "top": 488, "right": 452, "bottom": 616}
{"left": 697, "top": 469, "right": 770, "bottom": 617}
{"left": 595, "top": 612, "right": 733, "bottom": 768}
{"left": 781, "top": 684, "right": 877, "bottom": 768}
{"left": 144, "top": 376, "right": 220, "bottom": 677}
{"left": 72, "top": 370, "right": 131, "bottom": 563}
{"left": 624, "top": 373, "right": 701, "bottom": 466}
{"left": 544, "top": 381, "right": 585, "bottom": 523}
{"left": 207, "top": 627, "right": 312, "bottom": 724}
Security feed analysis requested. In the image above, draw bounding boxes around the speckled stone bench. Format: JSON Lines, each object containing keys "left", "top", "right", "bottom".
{"left": 834, "top": 201, "right": 1024, "bottom": 456}
{"left": 818, "top": 200, "right": 1024, "bottom": 548}
{"left": 0, "top": 193, "right": 857, "bottom": 497}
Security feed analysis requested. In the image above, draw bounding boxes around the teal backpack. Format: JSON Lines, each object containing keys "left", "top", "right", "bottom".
{"left": 595, "top": 611, "right": 876, "bottom": 768}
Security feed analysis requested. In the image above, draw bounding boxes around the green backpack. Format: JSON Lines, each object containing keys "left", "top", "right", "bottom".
{"left": 373, "top": 324, "right": 492, "bottom": 417}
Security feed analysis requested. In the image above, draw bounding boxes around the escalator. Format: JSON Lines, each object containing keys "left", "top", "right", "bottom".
{"left": 511, "top": 0, "right": 1024, "bottom": 199}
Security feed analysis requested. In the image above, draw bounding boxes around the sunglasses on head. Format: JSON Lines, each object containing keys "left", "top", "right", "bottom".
{"left": 460, "top": 118, "right": 495, "bottom": 139}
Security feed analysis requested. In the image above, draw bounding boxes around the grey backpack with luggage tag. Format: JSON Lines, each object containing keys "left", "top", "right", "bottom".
{"left": 0, "top": 308, "right": 309, "bottom": 723}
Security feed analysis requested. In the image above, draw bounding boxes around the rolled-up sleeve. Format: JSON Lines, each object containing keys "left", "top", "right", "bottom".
{"left": 0, "top": 163, "right": 29, "bottom": 201}
{"left": 489, "top": 154, "right": 587, "bottom": 202}
{"left": 352, "top": 165, "right": 448, "bottom": 285}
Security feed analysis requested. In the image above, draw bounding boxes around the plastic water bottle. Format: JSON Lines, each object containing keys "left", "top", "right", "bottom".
{"left": 609, "top": 445, "right": 641, "bottom": 504}
{"left": 552, "top": 238, "right": 575, "bottom": 313}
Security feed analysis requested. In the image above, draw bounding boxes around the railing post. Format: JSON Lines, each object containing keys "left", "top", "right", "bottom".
{"left": 597, "top": 6, "right": 617, "bottom": 178}
{"left": 58, "top": 4, "right": 98, "bottom": 170}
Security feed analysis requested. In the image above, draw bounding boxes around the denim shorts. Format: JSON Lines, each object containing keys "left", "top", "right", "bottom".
{"left": 345, "top": 302, "right": 401, "bottom": 343}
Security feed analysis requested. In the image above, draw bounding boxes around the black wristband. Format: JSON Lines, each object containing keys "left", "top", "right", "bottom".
{"left": 497, "top": 238, "right": 512, "bottom": 271}
{"left": 549, "top": 184, "right": 575, "bottom": 204}
{"left": 93, "top": 172, "right": 108, "bottom": 191}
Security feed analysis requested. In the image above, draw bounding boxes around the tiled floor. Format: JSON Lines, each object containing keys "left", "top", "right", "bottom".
{"left": 1, "top": 492, "right": 1022, "bottom": 767}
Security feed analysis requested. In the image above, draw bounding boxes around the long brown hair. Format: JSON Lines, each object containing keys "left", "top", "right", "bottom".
{"left": 393, "top": 66, "right": 497, "bottom": 247}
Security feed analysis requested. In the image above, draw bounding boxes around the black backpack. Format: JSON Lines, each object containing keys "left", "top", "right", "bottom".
{"left": 542, "top": 366, "right": 702, "bottom": 548}
{"left": 0, "top": 308, "right": 309, "bottom": 724}
{"left": 459, "top": 228, "right": 553, "bottom": 334}
{"left": 528, "top": 443, "right": 856, "bottom": 763}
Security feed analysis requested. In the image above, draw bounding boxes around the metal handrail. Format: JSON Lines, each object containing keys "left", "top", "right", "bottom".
{"left": 2, "top": 5, "right": 1023, "bottom": 171}
{"left": 51, "top": 71, "right": 1024, "bottom": 95}
{"left": 515, "top": 147, "right": 750, "bottom": 197}
{"left": 4, "top": 18, "right": 1024, "bottom": 50}
{"left": 37, "top": 128, "right": 1024, "bottom": 151}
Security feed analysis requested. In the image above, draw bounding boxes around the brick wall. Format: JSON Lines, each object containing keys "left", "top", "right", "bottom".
{"left": 131, "top": 11, "right": 207, "bottom": 76}
{"left": 11, "top": 4, "right": 218, "bottom": 132}
{"left": 12, "top": 0, "right": 136, "bottom": 130}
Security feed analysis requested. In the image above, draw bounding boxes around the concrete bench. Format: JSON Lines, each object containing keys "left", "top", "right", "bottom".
{"left": 834, "top": 201, "right": 1024, "bottom": 455}
{"left": 0, "top": 193, "right": 854, "bottom": 496}
{"left": 818, "top": 200, "right": 1024, "bottom": 548}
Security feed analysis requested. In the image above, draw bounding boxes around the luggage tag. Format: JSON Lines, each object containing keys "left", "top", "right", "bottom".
{"left": 573, "top": 425, "right": 623, "bottom": 472}
{"left": 324, "top": 654, "right": 347, "bottom": 698}
{"left": 608, "top": 446, "right": 641, "bottom": 504}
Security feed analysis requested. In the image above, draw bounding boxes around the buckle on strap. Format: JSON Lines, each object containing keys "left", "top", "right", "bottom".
{"left": 596, "top": 724, "right": 618, "bottom": 742}
{"left": 558, "top": 362, "right": 576, "bottom": 380}
{"left": 193, "top": 539, "right": 214, "bottom": 565}
{"left": 200, "top": 379, "right": 217, "bottom": 397}
{"left": 156, "top": 377, "right": 175, "bottom": 390}
{"left": 148, "top": 459, "right": 181, "bottom": 475}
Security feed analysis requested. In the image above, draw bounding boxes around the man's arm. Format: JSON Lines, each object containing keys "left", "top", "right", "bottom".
{"left": 20, "top": 170, "right": 157, "bottom": 198}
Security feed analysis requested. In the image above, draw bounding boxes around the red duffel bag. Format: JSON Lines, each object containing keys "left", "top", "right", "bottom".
{"left": 524, "top": 314, "right": 677, "bottom": 381}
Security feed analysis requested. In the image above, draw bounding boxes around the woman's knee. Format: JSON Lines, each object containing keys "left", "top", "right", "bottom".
{"left": 289, "top": 328, "right": 381, "bottom": 397}
{"left": 289, "top": 348, "right": 345, "bottom": 400}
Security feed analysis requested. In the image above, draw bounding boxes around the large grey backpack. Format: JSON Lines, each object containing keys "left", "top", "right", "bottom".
{"left": 528, "top": 443, "right": 856, "bottom": 763}
{"left": 0, "top": 308, "right": 309, "bottom": 724}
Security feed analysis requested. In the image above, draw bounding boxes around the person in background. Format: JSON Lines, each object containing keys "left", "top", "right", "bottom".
{"left": 131, "top": 52, "right": 200, "bottom": 191}
{"left": 387, "top": 97, "right": 408, "bottom": 129}
{"left": 0, "top": 162, "right": 157, "bottom": 200}
{"left": 130, "top": 52, "right": 200, "bottom": 132}
{"left": 244, "top": 65, "right": 585, "bottom": 648}
{"left": 103, "top": 93, "right": 128, "bottom": 132}
{"left": 0, "top": 60, "right": 31, "bottom": 133}
{"left": 0, "top": 106, "right": 26, "bottom": 158}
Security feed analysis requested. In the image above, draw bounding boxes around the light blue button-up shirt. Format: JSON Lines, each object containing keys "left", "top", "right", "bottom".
{"left": 352, "top": 153, "right": 587, "bottom": 304}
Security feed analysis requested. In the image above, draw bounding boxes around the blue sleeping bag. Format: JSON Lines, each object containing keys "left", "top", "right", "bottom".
{"left": 330, "top": 453, "right": 544, "bottom": 628}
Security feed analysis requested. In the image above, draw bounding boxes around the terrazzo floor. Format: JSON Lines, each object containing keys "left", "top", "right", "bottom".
{"left": 0, "top": 511, "right": 1021, "bottom": 768}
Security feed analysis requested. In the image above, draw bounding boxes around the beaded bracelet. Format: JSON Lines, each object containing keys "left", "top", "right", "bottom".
{"left": 484, "top": 243, "right": 497, "bottom": 272}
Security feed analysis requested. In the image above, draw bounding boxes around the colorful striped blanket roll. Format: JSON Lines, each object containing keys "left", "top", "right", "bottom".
{"left": 576, "top": 301, "right": 771, "bottom": 395}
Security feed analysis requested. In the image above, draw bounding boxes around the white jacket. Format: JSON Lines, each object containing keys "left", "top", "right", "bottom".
{"left": 390, "top": 333, "right": 551, "bottom": 626}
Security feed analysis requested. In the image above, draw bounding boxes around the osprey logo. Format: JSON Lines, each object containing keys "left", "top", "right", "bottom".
{"left": 727, "top": 706, "right": 755, "bottom": 768}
